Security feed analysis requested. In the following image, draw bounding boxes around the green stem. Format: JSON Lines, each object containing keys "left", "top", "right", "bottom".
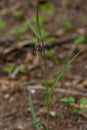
{"left": 36, "top": 0, "right": 41, "bottom": 38}
{"left": 36, "top": 0, "right": 50, "bottom": 129}
{"left": 41, "top": 40, "right": 50, "bottom": 130}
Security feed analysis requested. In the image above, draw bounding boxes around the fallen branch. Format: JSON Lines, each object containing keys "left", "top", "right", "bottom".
{"left": 1, "top": 33, "right": 87, "bottom": 61}
{"left": 1, "top": 34, "right": 78, "bottom": 59}
{"left": 26, "top": 85, "right": 87, "bottom": 97}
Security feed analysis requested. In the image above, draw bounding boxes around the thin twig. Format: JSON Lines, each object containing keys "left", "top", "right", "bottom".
{"left": 27, "top": 85, "right": 87, "bottom": 97}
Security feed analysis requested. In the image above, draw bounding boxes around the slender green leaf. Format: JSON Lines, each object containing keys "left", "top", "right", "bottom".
{"left": 80, "top": 97, "right": 87, "bottom": 106}
{"left": 13, "top": 10, "right": 23, "bottom": 17}
{"left": 74, "top": 35, "right": 85, "bottom": 44}
{"left": 25, "top": 16, "right": 40, "bottom": 38}
{"left": 0, "top": 18, "right": 6, "bottom": 29}
{"left": 36, "top": 0, "right": 42, "bottom": 38}
{"left": 3, "top": 64, "right": 15, "bottom": 73}
{"left": 29, "top": 121, "right": 41, "bottom": 128}
{"left": 48, "top": 50, "right": 82, "bottom": 103}
{"left": 60, "top": 97, "right": 69, "bottom": 103}
{"left": 29, "top": 93, "right": 40, "bottom": 130}
{"left": 41, "top": 123, "right": 47, "bottom": 130}
{"left": 60, "top": 97, "right": 75, "bottom": 106}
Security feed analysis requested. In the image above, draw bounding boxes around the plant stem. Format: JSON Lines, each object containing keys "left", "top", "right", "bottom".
{"left": 41, "top": 40, "right": 50, "bottom": 130}
{"left": 36, "top": 0, "right": 50, "bottom": 129}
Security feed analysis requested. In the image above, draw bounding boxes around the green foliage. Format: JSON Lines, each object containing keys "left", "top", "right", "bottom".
{"left": 52, "top": 58, "right": 60, "bottom": 64}
{"left": 30, "top": 121, "right": 41, "bottom": 128}
{"left": 40, "top": 123, "right": 47, "bottom": 130}
{"left": 9, "top": 20, "right": 33, "bottom": 39}
{"left": 16, "top": 66, "right": 25, "bottom": 73}
{"left": 0, "top": 18, "right": 6, "bottom": 30}
{"left": 18, "top": 21, "right": 28, "bottom": 32}
{"left": 31, "top": 15, "right": 46, "bottom": 24}
{"left": 28, "top": 1, "right": 82, "bottom": 130}
{"left": 29, "top": 93, "right": 40, "bottom": 130}
{"left": 74, "top": 35, "right": 85, "bottom": 44}
{"left": 10, "top": 21, "right": 28, "bottom": 35}
{"left": 80, "top": 97, "right": 87, "bottom": 105}
{"left": 77, "top": 14, "right": 86, "bottom": 23}
{"left": 72, "top": 108, "right": 80, "bottom": 113}
{"left": 55, "top": 112, "right": 61, "bottom": 117}
{"left": 59, "top": 20, "right": 73, "bottom": 29}
{"left": 52, "top": 95, "right": 86, "bottom": 116}
{"left": 29, "top": 93, "right": 47, "bottom": 130}
{"left": 79, "top": 97, "right": 87, "bottom": 112}
{"left": 48, "top": 50, "right": 82, "bottom": 104}
{"left": 60, "top": 97, "right": 75, "bottom": 106}
{"left": 28, "top": 29, "right": 55, "bottom": 44}
{"left": 73, "top": 97, "right": 87, "bottom": 113}
{"left": 3, "top": 64, "right": 15, "bottom": 73}
{"left": 12, "top": 10, "right": 23, "bottom": 17}
{"left": 30, "top": 2, "right": 54, "bottom": 29}
{"left": 40, "top": 2, "right": 54, "bottom": 15}
{"left": 41, "top": 29, "right": 48, "bottom": 38}
{"left": 60, "top": 96, "right": 87, "bottom": 113}
{"left": 28, "top": 38, "right": 37, "bottom": 44}
{"left": 45, "top": 48, "right": 56, "bottom": 55}
{"left": 3, "top": 65, "right": 25, "bottom": 74}
{"left": 25, "top": 17, "right": 40, "bottom": 38}
{"left": 42, "top": 82, "right": 53, "bottom": 88}
{"left": 45, "top": 37, "right": 55, "bottom": 44}
{"left": 28, "top": 29, "right": 48, "bottom": 44}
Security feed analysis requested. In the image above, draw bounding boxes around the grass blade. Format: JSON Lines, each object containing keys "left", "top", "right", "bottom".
{"left": 48, "top": 50, "right": 82, "bottom": 103}
{"left": 36, "top": 0, "right": 42, "bottom": 38}
{"left": 25, "top": 16, "right": 40, "bottom": 38}
{"left": 41, "top": 123, "right": 47, "bottom": 130}
{"left": 29, "top": 93, "right": 40, "bottom": 130}
{"left": 29, "top": 121, "right": 41, "bottom": 128}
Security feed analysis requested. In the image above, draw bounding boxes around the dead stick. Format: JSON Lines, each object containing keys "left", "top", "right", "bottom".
{"left": 27, "top": 85, "right": 87, "bottom": 97}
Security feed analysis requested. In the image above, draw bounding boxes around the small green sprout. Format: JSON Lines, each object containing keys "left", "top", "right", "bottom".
{"left": 28, "top": 29, "right": 55, "bottom": 44}
{"left": 77, "top": 14, "right": 86, "bottom": 23}
{"left": 80, "top": 97, "right": 87, "bottom": 106}
{"left": 17, "top": 66, "right": 25, "bottom": 73}
{"left": 3, "top": 64, "right": 15, "bottom": 73}
{"left": 40, "top": 2, "right": 54, "bottom": 15}
{"left": 59, "top": 20, "right": 73, "bottom": 29}
{"left": 73, "top": 97, "right": 87, "bottom": 113}
{"left": 0, "top": 18, "right": 6, "bottom": 30}
{"left": 45, "top": 37, "right": 55, "bottom": 44}
{"left": 74, "top": 35, "right": 85, "bottom": 44}
{"left": 60, "top": 97, "right": 75, "bottom": 106}
{"left": 79, "top": 97, "right": 87, "bottom": 112}
{"left": 12, "top": 10, "right": 23, "bottom": 17}
{"left": 10, "top": 21, "right": 28, "bottom": 35}
{"left": 45, "top": 48, "right": 56, "bottom": 55}
{"left": 31, "top": 15, "right": 46, "bottom": 24}
{"left": 42, "top": 82, "right": 53, "bottom": 88}
{"left": 28, "top": 38, "right": 37, "bottom": 44}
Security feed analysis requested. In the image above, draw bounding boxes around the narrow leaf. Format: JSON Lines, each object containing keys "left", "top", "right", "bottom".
{"left": 29, "top": 93, "right": 40, "bottom": 130}
{"left": 29, "top": 121, "right": 41, "bottom": 128}
{"left": 25, "top": 16, "right": 40, "bottom": 38}
{"left": 41, "top": 123, "right": 47, "bottom": 130}
{"left": 48, "top": 50, "right": 82, "bottom": 103}
{"left": 36, "top": 0, "right": 42, "bottom": 38}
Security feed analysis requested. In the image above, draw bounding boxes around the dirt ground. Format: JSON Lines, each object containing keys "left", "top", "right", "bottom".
{"left": 0, "top": 0, "right": 87, "bottom": 130}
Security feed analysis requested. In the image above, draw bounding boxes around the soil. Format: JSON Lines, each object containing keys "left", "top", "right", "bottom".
{"left": 0, "top": 0, "right": 87, "bottom": 130}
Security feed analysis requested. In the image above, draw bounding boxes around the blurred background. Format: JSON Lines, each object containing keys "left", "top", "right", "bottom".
{"left": 0, "top": 0, "right": 87, "bottom": 130}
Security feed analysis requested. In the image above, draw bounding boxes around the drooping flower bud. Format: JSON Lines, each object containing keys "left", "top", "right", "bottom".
{"left": 35, "top": 44, "right": 43, "bottom": 63}
{"left": 35, "top": 44, "right": 43, "bottom": 52}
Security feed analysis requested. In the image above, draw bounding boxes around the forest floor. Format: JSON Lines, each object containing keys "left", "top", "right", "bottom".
{"left": 0, "top": 0, "right": 87, "bottom": 130}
